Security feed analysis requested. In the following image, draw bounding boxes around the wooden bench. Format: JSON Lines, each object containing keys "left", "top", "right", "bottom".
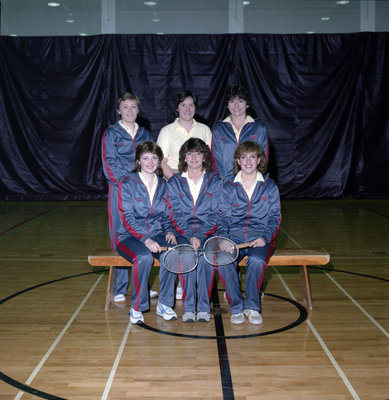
{"left": 88, "top": 248, "right": 330, "bottom": 311}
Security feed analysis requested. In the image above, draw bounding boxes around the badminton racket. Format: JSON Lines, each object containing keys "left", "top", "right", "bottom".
{"left": 162, "top": 244, "right": 198, "bottom": 274}
{"left": 161, "top": 236, "right": 251, "bottom": 274}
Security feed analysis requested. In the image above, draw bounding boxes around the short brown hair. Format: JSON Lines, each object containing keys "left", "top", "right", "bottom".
{"left": 132, "top": 141, "right": 164, "bottom": 177}
{"left": 233, "top": 141, "right": 267, "bottom": 176}
{"left": 174, "top": 90, "right": 198, "bottom": 109}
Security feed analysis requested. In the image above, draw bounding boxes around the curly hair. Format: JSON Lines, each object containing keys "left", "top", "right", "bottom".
{"left": 132, "top": 141, "right": 164, "bottom": 177}
{"left": 233, "top": 141, "right": 267, "bottom": 176}
{"left": 225, "top": 85, "right": 251, "bottom": 108}
{"left": 178, "top": 138, "right": 213, "bottom": 173}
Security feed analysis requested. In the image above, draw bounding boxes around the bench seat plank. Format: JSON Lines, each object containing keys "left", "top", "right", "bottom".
{"left": 88, "top": 248, "right": 330, "bottom": 267}
{"left": 88, "top": 247, "right": 330, "bottom": 311}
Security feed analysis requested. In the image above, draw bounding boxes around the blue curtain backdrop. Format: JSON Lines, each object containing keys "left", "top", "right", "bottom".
{"left": 0, "top": 32, "right": 388, "bottom": 200}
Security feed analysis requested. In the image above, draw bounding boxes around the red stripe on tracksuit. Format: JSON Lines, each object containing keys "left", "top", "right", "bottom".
{"left": 115, "top": 238, "right": 141, "bottom": 310}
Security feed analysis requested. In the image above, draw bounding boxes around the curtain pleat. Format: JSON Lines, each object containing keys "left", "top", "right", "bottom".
{"left": 0, "top": 33, "right": 388, "bottom": 200}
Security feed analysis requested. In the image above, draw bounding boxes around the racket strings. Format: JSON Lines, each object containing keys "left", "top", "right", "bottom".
{"left": 203, "top": 237, "right": 239, "bottom": 266}
{"left": 163, "top": 244, "right": 198, "bottom": 274}
{"left": 162, "top": 237, "right": 240, "bottom": 273}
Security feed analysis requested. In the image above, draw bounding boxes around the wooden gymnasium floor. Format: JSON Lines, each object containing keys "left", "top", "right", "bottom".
{"left": 0, "top": 199, "right": 388, "bottom": 400}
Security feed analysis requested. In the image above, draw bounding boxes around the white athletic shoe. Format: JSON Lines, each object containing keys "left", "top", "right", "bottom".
{"left": 149, "top": 289, "right": 159, "bottom": 298}
{"left": 182, "top": 311, "right": 196, "bottom": 323}
{"left": 243, "top": 309, "right": 263, "bottom": 325}
{"left": 197, "top": 312, "right": 211, "bottom": 322}
{"left": 113, "top": 294, "right": 125, "bottom": 302}
{"left": 156, "top": 302, "right": 177, "bottom": 321}
{"left": 130, "top": 308, "right": 144, "bottom": 324}
{"left": 231, "top": 313, "right": 245, "bottom": 324}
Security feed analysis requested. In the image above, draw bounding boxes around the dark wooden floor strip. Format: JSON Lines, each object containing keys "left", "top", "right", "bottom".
{"left": 0, "top": 210, "right": 51, "bottom": 236}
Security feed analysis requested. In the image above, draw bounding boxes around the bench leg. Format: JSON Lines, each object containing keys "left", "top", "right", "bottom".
{"left": 300, "top": 265, "right": 312, "bottom": 310}
{"left": 105, "top": 266, "right": 117, "bottom": 311}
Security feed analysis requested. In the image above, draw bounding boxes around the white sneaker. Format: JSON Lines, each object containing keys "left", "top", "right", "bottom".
{"left": 197, "top": 312, "right": 211, "bottom": 322}
{"left": 149, "top": 289, "right": 158, "bottom": 298}
{"left": 130, "top": 308, "right": 144, "bottom": 324}
{"left": 113, "top": 294, "right": 125, "bottom": 302}
{"left": 182, "top": 311, "right": 196, "bottom": 323}
{"left": 156, "top": 302, "right": 177, "bottom": 321}
{"left": 176, "top": 284, "right": 183, "bottom": 300}
{"left": 231, "top": 313, "right": 245, "bottom": 324}
{"left": 243, "top": 309, "right": 263, "bottom": 325}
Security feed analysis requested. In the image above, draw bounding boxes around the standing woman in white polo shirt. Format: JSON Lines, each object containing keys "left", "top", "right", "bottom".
{"left": 157, "top": 90, "right": 212, "bottom": 299}
{"left": 157, "top": 90, "right": 212, "bottom": 180}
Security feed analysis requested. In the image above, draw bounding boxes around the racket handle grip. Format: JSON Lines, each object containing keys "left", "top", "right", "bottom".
{"left": 160, "top": 246, "right": 168, "bottom": 251}
{"left": 237, "top": 242, "right": 251, "bottom": 249}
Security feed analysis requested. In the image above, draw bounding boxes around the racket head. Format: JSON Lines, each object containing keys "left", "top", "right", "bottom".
{"left": 203, "top": 236, "right": 239, "bottom": 266}
{"left": 162, "top": 244, "right": 198, "bottom": 274}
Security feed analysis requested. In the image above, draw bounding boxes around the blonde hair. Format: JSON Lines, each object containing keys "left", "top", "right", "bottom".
{"left": 117, "top": 92, "right": 140, "bottom": 109}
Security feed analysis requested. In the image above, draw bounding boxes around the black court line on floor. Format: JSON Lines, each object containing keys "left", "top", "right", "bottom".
{"left": 0, "top": 210, "right": 51, "bottom": 236}
{"left": 308, "top": 266, "right": 389, "bottom": 283}
{"left": 0, "top": 272, "right": 90, "bottom": 400}
{"left": 211, "top": 281, "right": 234, "bottom": 400}
{"left": 1, "top": 266, "right": 388, "bottom": 399}
{"left": 139, "top": 294, "right": 307, "bottom": 339}
{"left": 364, "top": 207, "right": 389, "bottom": 219}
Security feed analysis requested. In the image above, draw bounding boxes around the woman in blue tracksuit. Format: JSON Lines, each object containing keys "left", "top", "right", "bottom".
{"left": 211, "top": 85, "right": 268, "bottom": 180}
{"left": 116, "top": 141, "right": 179, "bottom": 324}
{"left": 101, "top": 92, "right": 153, "bottom": 302}
{"left": 166, "top": 138, "right": 223, "bottom": 322}
{"left": 216, "top": 141, "right": 281, "bottom": 325}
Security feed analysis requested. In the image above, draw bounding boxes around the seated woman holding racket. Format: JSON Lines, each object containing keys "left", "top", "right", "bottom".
{"left": 216, "top": 141, "right": 281, "bottom": 325}
{"left": 116, "top": 141, "right": 180, "bottom": 324}
{"left": 166, "top": 138, "right": 223, "bottom": 323}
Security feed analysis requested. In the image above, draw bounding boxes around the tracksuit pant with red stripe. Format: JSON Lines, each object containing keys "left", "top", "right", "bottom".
{"left": 217, "top": 244, "right": 273, "bottom": 314}
{"left": 116, "top": 232, "right": 183, "bottom": 312}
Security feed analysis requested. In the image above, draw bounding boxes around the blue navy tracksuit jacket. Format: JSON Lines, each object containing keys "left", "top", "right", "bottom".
{"left": 115, "top": 173, "right": 174, "bottom": 311}
{"left": 101, "top": 121, "right": 152, "bottom": 246}
{"left": 166, "top": 172, "right": 223, "bottom": 313}
{"left": 217, "top": 173, "right": 281, "bottom": 244}
{"left": 211, "top": 119, "right": 268, "bottom": 180}
{"left": 117, "top": 173, "right": 173, "bottom": 243}
{"left": 167, "top": 172, "right": 223, "bottom": 243}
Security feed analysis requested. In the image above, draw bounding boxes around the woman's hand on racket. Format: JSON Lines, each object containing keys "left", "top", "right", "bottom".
{"left": 145, "top": 238, "right": 162, "bottom": 253}
{"left": 219, "top": 239, "right": 236, "bottom": 254}
{"left": 165, "top": 232, "right": 177, "bottom": 246}
{"left": 250, "top": 237, "right": 266, "bottom": 247}
{"left": 189, "top": 237, "right": 201, "bottom": 251}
